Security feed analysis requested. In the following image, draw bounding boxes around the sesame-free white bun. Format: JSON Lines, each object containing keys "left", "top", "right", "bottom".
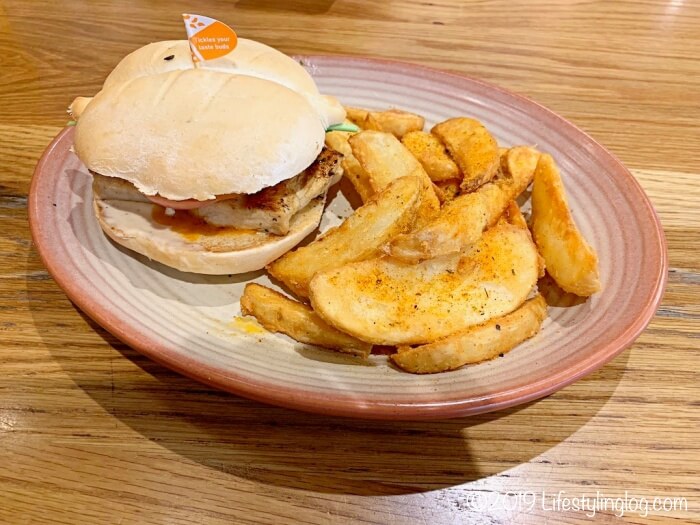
{"left": 94, "top": 195, "right": 325, "bottom": 274}
{"left": 73, "top": 39, "right": 345, "bottom": 200}
{"left": 76, "top": 69, "right": 327, "bottom": 200}
{"left": 101, "top": 39, "right": 345, "bottom": 128}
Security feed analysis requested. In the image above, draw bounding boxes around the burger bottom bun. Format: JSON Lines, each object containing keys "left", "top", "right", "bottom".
{"left": 93, "top": 196, "right": 324, "bottom": 275}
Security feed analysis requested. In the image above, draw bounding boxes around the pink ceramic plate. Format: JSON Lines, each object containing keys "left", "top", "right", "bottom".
{"left": 29, "top": 56, "right": 666, "bottom": 420}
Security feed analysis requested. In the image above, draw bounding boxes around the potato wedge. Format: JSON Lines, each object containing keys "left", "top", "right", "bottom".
{"left": 389, "top": 146, "right": 540, "bottom": 261}
{"left": 348, "top": 108, "right": 425, "bottom": 139}
{"left": 401, "top": 130, "right": 461, "bottom": 182}
{"left": 434, "top": 179, "right": 461, "bottom": 203}
{"left": 501, "top": 200, "right": 545, "bottom": 276}
{"left": 309, "top": 222, "right": 540, "bottom": 345}
{"left": 325, "top": 130, "right": 374, "bottom": 202}
{"left": 348, "top": 130, "right": 427, "bottom": 189}
{"left": 268, "top": 176, "right": 423, "bottom": 298}
{"left": 365, "top": 110, "right": 425, "bottom": 139}
{"left": 240, "top": 284, "right": 372, "bottom": 358}
{"left": 500, "top": 200, "right": 545, "bottom": 272}
{"left": 537, "top": 273, "right": 587, "bottom": 307}
{"left": 530, "top": 154, "right": 601, "bottom": 296}
{"left": 502, "top": 200, "right": 529, "bottom": 230}
{"left": 349, "top": 130, "right": 440, "bottom": 226}
{"left": 392, "top": 294, "right": 547, "bottom": 373}
{"left": 431, "top": 117, "right": 500, "bottom": 192}
{"left": 345, "top": 107, "right": 369, "bottom": 127}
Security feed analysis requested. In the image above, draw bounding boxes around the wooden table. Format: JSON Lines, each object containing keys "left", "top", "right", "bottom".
{"left": 1, "top": 1, "right": 698, "bottom": 523}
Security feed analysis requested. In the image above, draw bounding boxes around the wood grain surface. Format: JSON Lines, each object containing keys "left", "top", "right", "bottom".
{"left": 1, "top": 1, "right": 698, "bottom": 523}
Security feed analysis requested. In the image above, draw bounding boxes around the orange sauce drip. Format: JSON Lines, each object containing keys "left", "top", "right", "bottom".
{"left": 151, "top": 205, "right": 256, "bottom": 241}
{"left": 229, "top": 317, "right": 265, "bottom": 334}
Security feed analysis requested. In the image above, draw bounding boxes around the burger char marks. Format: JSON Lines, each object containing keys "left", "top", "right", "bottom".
{"left": 200, "top": 148, "right": 341, "bottom": 234}
{"left": 91, "top": 148, "right": 342, "bottom": 236}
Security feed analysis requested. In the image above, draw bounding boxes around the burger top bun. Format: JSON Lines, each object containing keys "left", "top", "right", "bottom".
{"left": 101, "top": 40, "right": 345, "bottom": 129}
{"left": 74, "top": 39, "right": 345, "bottom": 201}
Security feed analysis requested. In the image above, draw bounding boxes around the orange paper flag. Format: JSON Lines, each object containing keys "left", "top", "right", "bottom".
{"left": 182, "top": 13, "right": 238, "bottom": 63}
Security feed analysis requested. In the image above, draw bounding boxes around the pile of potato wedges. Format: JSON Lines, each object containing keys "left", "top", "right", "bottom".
{"left": 240, "top": 107, "right": 601, "bottom": 374}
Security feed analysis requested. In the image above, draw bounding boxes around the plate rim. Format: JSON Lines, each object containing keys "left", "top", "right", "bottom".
{"left": 29, "top": 56, "right": 668, "bottom": 420}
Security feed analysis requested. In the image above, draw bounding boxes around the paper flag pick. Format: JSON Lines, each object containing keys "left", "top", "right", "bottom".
{"left": 182, "top": 13, "right": 238, "bottom": 63}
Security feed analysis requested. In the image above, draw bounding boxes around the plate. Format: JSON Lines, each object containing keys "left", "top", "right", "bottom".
{"left": 29, "top": 56, "right": 667, "bottom": 420}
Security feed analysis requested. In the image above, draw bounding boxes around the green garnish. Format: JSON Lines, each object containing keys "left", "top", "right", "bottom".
{"left": 66, "top": 120, "right": 77, "bottom": 126}
{"left": 326, "top": 122, "right": 359, "bottom": 133}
